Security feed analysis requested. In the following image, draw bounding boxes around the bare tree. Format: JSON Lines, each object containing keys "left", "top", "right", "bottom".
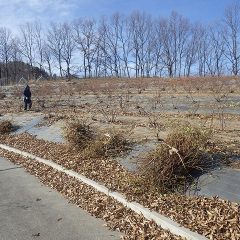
{"left": 11, "top": 37, "right": 22, "bottom": 81}
{"left": 19, "top": 22, "right": 36, "bottom": 79}
{"left": 184, "top": 24, "right": 200, "bottom": 76}
{"left": 144, "top": 23, "right": 158, "bottom": 77}
{"left": 157, "top": 18, "right": 176, "bottom": 77}
{"left": 195, "top": 24, "right": 209, "bottom": 76}
{"left": 153, "top": 20, "right": 164, "bottom": 76}
{"left": 2, "top": 7, "right": 240, "bottom": 80}
{"left": 223, "top": 1, "right": 240, "bottom": 75}
{"left": 103, "top": 13, "right": 124, "bottom": 77}
{"left": 42, "top": 43, "right": 53, "bottom": 78}
{"left": 61, "top": 22, "right": 76, "bottom": 80}
{"left": 95, "top": 17, "right": 108, "bottom": 77}
{"left": 118, "top": 15, "right": 132, "bottom": 78}
{"left": 73, "top": 18, "right": 97, "bottom": 78}
{"left": 206, "top": 24, "right": 226, "bottom": 76}
{"left": 0, "top": 27, "right": 14, "bottom": 80}
{"left": 47, "top": 23, "right": 65, "bottom": 77}
{"left": 170, "top": 12, "right": 190, "bottom": 77}
{"left": 129, "top": 11, "right": 152, "bottom": 78}
{"left": 33, "top": 21, "right": 44, "bottom": 72}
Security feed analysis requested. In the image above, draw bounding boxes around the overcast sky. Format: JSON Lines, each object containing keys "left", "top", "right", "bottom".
{"left": 0, "top": 0, "right": 235, "bottom": 32}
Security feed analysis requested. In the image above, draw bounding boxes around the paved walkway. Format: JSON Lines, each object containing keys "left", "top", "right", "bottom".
{"left": 0, "top": 157, "right": 120, "bottom": 240}
{"left": 0, "top": 113, "right": 65, "bottom": 143}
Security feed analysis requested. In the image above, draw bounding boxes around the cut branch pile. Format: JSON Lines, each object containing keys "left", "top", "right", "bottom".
{"left": 83, "top": 130, "right": 132, "bottom": 159}
{"left": 64, "top": 119, "right": 132, "bottom": 158}
{"left": 0, "top": 92, "right": 6, "bottom": 99}
{"left": 139, "top": 125, "right": 212, "bottom": 192}
{"left": 0, "top": 120, "right": 13, "bottom": 134}
{"left": 63, "top": 119, "right": 95, "bottom": 149}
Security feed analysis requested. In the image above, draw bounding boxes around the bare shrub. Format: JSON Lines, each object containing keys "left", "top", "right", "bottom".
{"left": 63, "top": 120, "right": 95, "bottom": 149}
{"left": 11, "top": 85, "right": 22, "bottom": 99}
{"left": 0, "top": 120, "right": 13, "bottom": 134}
{"left": 95, "top": 96, "right": 119, "bottom": 123}
{"left": 139, "top": 125, "right": 212, "bottom": 192}
{"left": 83, "top": 129, "right": 132, "bottom": 159}
{"left": 64, "top": 118, "right": 132, "bottom": 159}
{"left": 0, "top": 92, "right": 6, "bottom": 99}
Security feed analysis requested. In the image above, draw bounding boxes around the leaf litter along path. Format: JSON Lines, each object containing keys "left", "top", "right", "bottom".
{"left": 0, "top": 134, "right": 239, "bottom": 240}
{"left": 0, "top": 150, "right": 182, "bottom": 240}
{"left": 0, "top": 157, "right": 120, "bottom": 240}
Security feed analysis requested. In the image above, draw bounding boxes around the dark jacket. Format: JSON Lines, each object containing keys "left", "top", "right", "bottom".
{"left": 23, "top": 85, "right": 31, "bottom": 99}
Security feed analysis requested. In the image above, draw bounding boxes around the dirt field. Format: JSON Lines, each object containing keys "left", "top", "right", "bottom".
{"left": 1, "top": 76, "right": 240, "bottom": 239}
{"left": 1, "top": 76, "right": 240, "bottom": 153}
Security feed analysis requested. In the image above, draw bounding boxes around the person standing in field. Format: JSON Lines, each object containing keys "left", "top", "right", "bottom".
{"left": 23, "top": 85, "right": 32, "bottom": 111}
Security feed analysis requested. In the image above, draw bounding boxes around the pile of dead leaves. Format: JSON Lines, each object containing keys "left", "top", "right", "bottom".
{"left": 63, "top": 119, "right": 95, "bottom": 149}
{"left": 0, "top": 120, "right": 13, "bottom": 134}
{"left": 83, "top": 130, "right": 132, "bottom": 159}
{"left": 230, "top": 161, "right": 240, "bottom": 169}
{"left": 0, "top": 92, "right": 6, "bottom": 99}
{"left": 0, "top": 148, "right": 182, "bottom": 240}
{"left": 64, "top": 119, "right": 132, "bottom": 159}
{"left": 139, "top": 125, "right": 212, "bottom": 192}
{"left": 0, "top": 133, "right": 239, "bottom": 239}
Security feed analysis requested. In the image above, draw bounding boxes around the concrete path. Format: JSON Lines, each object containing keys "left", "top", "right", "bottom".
{"left": 27, "top": 122, "right": 65, "bottom": 143}
{"left": 188, "top": 168, "right": 240, "bottom": 203}
{"left": 115, "top": 141, "right": 156, "bottom": 172}
{"left": 0, "top": 157, "right": 120, "bottom": 240}
{"left": 0, "top": 113, "right": 65, "bottom": 143}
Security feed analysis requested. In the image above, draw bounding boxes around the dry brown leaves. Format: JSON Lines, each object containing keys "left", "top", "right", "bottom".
{"left": 0, "top": 91, "right": 6, "bottom": 99}
{"left": 0, "top": 134, "right": 240, "bottom": 239}
{"left": 63, "top": 119, "right": 96, "bottom": 149}
{"left": 83, "top": 130, "right": 132, "bottom": 159}
{"left": 37, "top": 113, "right": 67, "bottom": 127}
{"left": 139, "top": 125, "right": 212, "bottom": 192}
{"left": 230, "top": 161, "right": 240, "bottom": 169}
{"left": 0, "top": 149, "right": 182, "bottom": 240}
{"left": 0, "top": 120, "right": 13, "bottom": 134}
{"left": 63, "top": 118, "right": 132, "bottom": 159}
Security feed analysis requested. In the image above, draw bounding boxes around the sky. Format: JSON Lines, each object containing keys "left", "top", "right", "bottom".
{"left": 0, "top": 0, "right": 235, "bottom": 33}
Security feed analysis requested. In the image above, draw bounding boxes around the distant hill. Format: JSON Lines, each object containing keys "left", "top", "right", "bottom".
{"left": 0, "top": 61, "right": 49, "bottom": 85}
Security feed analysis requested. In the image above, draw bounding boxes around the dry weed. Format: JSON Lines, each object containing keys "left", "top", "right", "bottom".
{"left": 83, "top": 129, "right": 132, "bottom": 159}
{"left": 0, "top": 92, "right": 6, "bottom": 99}
{"left": 0, "top": 120, "right": 13, "bottom": 134}
{"left": 139, "top": 125, "right": 212, "bottom": 192}
{"left": 64, "top": 120, "right": 131, "bottom": 158}
{"left": 63, "top": 120, "right": 95, "bottom": 149}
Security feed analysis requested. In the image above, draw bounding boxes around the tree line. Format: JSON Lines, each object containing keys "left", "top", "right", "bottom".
{"left": 0, "top": 1, "right": 240, "bottom": 82}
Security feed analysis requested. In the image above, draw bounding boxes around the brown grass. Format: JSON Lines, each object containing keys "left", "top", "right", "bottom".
{"left": 83, "top": 129, "right": 132, "bottom": 159}
{"left": 0, "top": 120, "right": 13, "bottom": 134}
{"left": 63, "top": 120, "right": 95, "bottom": 149}
{"left": 139, "top": 125, "right": 212, "bottom": 192}
{"left": 64, "top": 120, "right": 131, "bottom": 158}
{"left": 0, "top": 92, "right": 6, "bottom": 99}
